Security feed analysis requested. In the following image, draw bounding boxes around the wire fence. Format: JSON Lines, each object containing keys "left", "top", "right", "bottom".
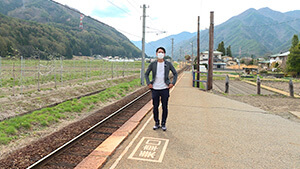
{"left": 0, "top": 56, "right": 142, "bottom": 97}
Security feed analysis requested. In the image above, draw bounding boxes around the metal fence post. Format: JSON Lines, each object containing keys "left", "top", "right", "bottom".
{"left": 123, "top": 60, "right": 125, "bottom": 77}
{"left": 111, "top": 61, "right": 114, "bottom": 79}
{"left": 0, "top": 56, "right": 2, "bottom": 87}
{"left": 54, "top": 58, "right": 57, "bottom": 89}
{"left": 85, "top": 58, "right": 88, "bottom": 82}
{"left": 192, "top": 71, "right": 195, "bottom": 87}
{"left": 38, "top": 56, "right": 40, "bottom": 91}
{"left": 99, "top": 60, "right": 102, "bottom": 79}
{"left": 89, "top": 59, "right": 91, "bottom": 80}
{"left": 13, "top": 61, "right": 15, "bottom": 96}
{"left": 73, "top": 59, "right": 75, "bottom": 80}
{"left": 21, "top": 56, "right": 24, "bottom": 95}
{"left": 60, "top": 56, "right": 63, "bottom": 86}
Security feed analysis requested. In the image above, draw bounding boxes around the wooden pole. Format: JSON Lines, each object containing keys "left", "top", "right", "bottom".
{"left": 257, "top": 76, "right": 261, "bottom": 95}
{"left": 197, "top": 16, "right": 200, "bottom": 88}
{"left": 225, "top": 75, "right": 229, "bottom": 93}
{"left": 289, "top": 79, "right": 294, "bottom": 97}
{"left": 207, "top": 11, "right": 214, "bottom": 90}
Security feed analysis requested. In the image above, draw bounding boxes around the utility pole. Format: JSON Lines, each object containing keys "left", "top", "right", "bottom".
{"left": 180, "top": 46, "right": 183, "bottom": 67}
{"left": 207, "top": 11, "right": 214, "bottom": 90}
{"left": 190, "top": 42, "right": 194, "bottom": 70}
{"left": 171, "top": 38, "right": 174, "bottom": 60}
{"left": 180, "top": 46, "right": 182, "bottom": 60}
{"left": 197, "top": 16, "right": 200, "bottom": 88}
{"left": 140, "top": 4, "right": 147, "bottom": 86}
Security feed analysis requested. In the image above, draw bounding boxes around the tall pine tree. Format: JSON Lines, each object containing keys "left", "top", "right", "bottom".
{"left": 291, "top": 34, "right": 299, "bottom": 48}
{"left": 226, "top": 45, "right": 232, "bottom": 57}
{"left": 217, "top": 41, "right": 225, "bottom": 56}
{"left": 287, "top": 35, "right": 300, "bottom": 77}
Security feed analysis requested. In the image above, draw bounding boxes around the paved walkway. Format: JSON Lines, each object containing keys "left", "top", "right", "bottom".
{"left": 99, "top": 71, "right": 300, "bottom": 169}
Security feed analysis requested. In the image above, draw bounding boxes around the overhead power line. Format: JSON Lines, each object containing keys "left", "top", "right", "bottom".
{"left": 48, "top": 0, "right": 141, "bottom": 39}
{"left": 106, "top": 0, "right": 132, "bottom": 16}
{"left": 125, "top": 0, "right": 140, "bottom": 14}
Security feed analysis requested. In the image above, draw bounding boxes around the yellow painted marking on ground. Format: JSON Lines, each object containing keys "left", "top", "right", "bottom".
{"left": 228, "top": 74, "right": 240, "bottom": 78}
{"left": 289, "top": 111, "right": 300, "bottom": 119}
{"left": 243, "top": 80, "right": 300, "bottom": 98}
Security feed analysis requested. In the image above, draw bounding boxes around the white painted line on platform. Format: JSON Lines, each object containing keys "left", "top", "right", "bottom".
{"left": 128, "top": 137, "right": 169, "bottom": 163}
{"left": 109, "top": 113, "right": 153, "bottom": 169}
{"left": 109, "top": 73, "right": 184, "bottom": 169}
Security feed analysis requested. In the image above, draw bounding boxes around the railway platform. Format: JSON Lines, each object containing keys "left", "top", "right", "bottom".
{"left": 77, "top": 71, "right": 300, "bottom": 169}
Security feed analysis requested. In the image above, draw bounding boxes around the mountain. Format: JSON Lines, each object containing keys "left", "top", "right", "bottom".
{"left": 0, "top": 0, "right": 141, "bottom": 59}
{"left": 132, "top": 31, "right": 196, "bottom": 57}
{"left": 146, "top": 8, "right": 300, "bottom": 61}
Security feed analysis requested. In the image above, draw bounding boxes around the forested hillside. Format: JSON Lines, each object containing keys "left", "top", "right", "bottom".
{"left": 0, "top": 0, "right": 141, "bottom": 59}
{"left": 144, "top": 8, "right": 300, "bottom": 60}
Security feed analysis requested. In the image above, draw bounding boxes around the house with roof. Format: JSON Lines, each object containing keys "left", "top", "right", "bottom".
{"left": 199, "top": 51, "right": 226, "bottom": 69}
{"left": 258, "top": 60, "right": 270, "bottom": 70}
{"left": 200, "top": 51, "right": 222, "bottom": 60}
{"left": 269, "top": 51, "right": 290, "bottom": 68}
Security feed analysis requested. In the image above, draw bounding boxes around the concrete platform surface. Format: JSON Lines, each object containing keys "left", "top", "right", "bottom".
{"left": 98, "top": 71, "right": 300, "bottom": 169}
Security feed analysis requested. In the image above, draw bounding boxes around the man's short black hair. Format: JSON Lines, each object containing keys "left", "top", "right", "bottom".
{"left": 156, "top": 47, "right": 166, "bottom": 53}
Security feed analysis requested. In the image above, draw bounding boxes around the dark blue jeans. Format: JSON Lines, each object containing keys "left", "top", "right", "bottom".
{"left": 151, "top": 88, "right": 170, "bottom": 125}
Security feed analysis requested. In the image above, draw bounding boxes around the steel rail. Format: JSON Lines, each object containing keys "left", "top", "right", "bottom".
{"left": 27, "top": 89, "right": 150, "bottom": 169}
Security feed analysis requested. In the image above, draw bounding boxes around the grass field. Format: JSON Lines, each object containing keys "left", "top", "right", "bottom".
{"left": 0, "top": 57, "right": 144, "bottom": 96}
{"left": 0, "top": 77, "right": 142, "bottom": 145}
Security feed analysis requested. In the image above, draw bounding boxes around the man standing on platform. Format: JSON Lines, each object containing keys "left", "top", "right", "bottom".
{"left": 145, "top": 47, "right": 178, "bottom": 131}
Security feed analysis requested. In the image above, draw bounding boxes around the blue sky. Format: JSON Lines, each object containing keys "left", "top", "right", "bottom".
{"left": 91, "top": 6, "right": 128, "bottom": 18}
{"left": 54, "top": 0, "right": 300, "bottom": 42}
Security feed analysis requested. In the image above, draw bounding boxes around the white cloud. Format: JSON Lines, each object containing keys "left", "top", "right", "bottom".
{"left": 54, "top": 0, "right": 300, "bottom": 42}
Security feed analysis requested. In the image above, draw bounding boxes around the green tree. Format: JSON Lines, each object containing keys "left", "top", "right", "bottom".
{"left": 226, "top": 45, "right": 232, "bottom": 57}
{"left": 217, "top": 41, "right": 225, "bottom": 56}
{"left": 184, "top": 55, "right": 191, "bottom": 61}
{"left": 286, "top": 43, "right": 300, "bottom": 77}
{"left": 291, "top": 34, "right": 299, "bottom": 48}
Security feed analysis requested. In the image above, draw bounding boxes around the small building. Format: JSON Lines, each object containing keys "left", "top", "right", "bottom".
{"left": 258, "top": 60, "right": 270, "bottom": 70}
{"left": 269, "top": 51, "right": 289, "bottom": 67}
{"left": 222, "top": 56, "right": 233, "bottom": 62}
{"left": 200, "top": 51, "right": 223, "bottom": 60}
{"left": 243, "top": 65, "right": 259, "bottom": 74}
{"left": 213, "top": 62, "right": 226, "bottom": 69}
{"left": 226, "top": 60, "right": 238, "bottom": 66}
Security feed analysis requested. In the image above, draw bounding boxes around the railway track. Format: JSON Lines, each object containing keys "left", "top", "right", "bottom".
{"left": 0, "top": 86, "right": 151, "bottom": 169}
{"left": 0, "top": 66, "right": 189, "bottom": 169}
{"left": 26, "top": 90, "right": 151, "bottom": 169}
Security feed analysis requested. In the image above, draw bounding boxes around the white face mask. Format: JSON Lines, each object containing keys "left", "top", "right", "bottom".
{"left": 157, "top": 53, "right": 164, "bottom": 59}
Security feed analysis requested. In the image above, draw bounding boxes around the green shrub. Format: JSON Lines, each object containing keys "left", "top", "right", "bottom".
{"left": 21, "top": 121, "right": 32, "bottom": 129}
{"left": 0, "top": 133, "right": 11, "bottom": 145}
{"left": 5, "top": 126, "right": 17, "bottom": 135}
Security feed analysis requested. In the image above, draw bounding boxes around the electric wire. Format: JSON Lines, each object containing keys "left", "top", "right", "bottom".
{"left": 106, "top": 0, "right": 132, "bottom": 16}
{"left": 49, "top": 0, "right": 142, "bottom": 40}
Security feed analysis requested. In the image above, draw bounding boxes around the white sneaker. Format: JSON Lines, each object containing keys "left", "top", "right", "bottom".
{"left": 153, "top": 124, "right": 160, "bottom": 130}
{"left": 161, "top": 125, "right": 167, "bottom": 131}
